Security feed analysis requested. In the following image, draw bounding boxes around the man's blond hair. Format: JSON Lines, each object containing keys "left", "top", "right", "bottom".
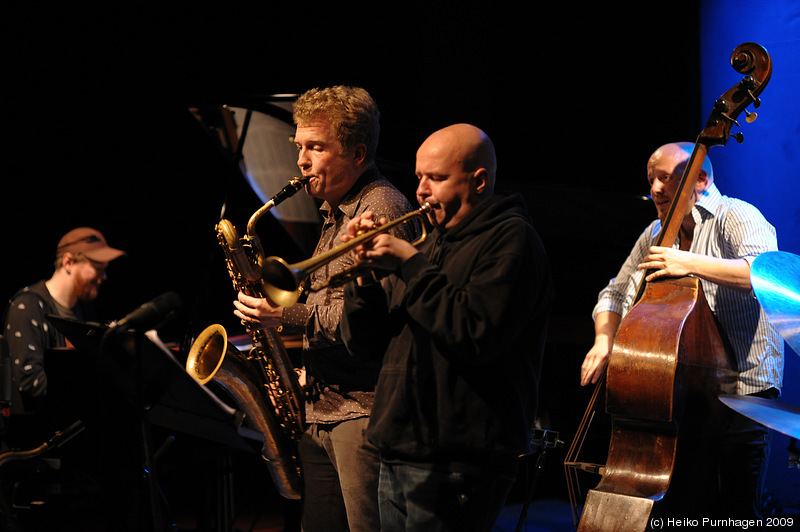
{"left": 293, "top": 86, "right": 380, "bottom": 163}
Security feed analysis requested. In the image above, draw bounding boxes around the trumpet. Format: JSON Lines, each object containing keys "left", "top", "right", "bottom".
{"left": 261, "top": 203, "right": 432, "bottom": 307}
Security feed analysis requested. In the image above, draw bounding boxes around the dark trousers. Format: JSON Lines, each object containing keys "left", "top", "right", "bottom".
{"left": 298, "top": 418, "right": 380, "bottom": 532}
{"left": 378, "top": 461, "right": 515, "bottom": 532}
{"left": 717, "top": 388, "right": 777, "bottom": 521}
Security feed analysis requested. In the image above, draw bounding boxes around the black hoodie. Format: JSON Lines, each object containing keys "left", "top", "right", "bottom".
{"left": 343, "top": 191, "right": 554, "bottom": 475}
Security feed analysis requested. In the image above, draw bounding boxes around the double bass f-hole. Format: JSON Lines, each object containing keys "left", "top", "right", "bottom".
{"left": 565, "top": 42, "right": 772, "bottom": 532}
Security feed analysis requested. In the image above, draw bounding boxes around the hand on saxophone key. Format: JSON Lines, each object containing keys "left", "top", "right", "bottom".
{"left": 233, "top": 292, "right": 283, "bottom": 329}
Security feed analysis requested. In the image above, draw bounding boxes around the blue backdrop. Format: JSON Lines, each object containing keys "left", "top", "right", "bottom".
{"left": 701, "top": 0, "right": 800, "bottom": 514}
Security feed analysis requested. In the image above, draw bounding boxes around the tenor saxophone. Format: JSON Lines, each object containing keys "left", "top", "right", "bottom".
{"left": 187, "top": 177, "right": 308, "bottom": 500}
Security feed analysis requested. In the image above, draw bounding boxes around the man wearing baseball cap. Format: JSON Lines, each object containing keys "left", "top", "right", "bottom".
{"left": 2, "top": 227, "right": 125, "bottom": 419}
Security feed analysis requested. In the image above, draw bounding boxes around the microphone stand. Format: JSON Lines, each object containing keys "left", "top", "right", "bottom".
{"left": 100, "top": 327, "right": 175, "bottom": 531}
{"left": 135, "top": 332, "right": 168, "bottom": 532}
{"left": 515, "top": 429, "right": 564, "bottom": 532}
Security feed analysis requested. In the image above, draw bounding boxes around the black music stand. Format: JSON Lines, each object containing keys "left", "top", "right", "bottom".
{"left": 48, "top": 315, "right": 263, "bottom": 531}
{"left": 49, "top": 315, "right": 262, "bottom": 450}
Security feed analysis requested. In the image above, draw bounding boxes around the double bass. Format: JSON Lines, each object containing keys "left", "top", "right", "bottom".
{"left": 565, "top": 42, "right": 773, "bottom": 531}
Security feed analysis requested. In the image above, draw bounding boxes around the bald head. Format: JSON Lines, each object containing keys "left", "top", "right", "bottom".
{"left": 420, "top": 123, "right": 497, "bottom": 195}
{"left": 415, "top": 124, "right": 499, "bottom": 228}
{"left": 648, "top": 142, "right": 714, "bottom": 184}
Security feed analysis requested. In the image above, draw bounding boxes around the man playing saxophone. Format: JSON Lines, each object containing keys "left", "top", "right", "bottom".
{"left": 233, "top": 85, "right": 418, "bottom": 532}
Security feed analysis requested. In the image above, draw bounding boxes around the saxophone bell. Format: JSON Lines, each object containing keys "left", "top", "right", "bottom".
{"left": 186, "top": 323, "right": 303, "bottom": 500}
{"left": 185, "top": 323, "right": 229, "bottom": 385}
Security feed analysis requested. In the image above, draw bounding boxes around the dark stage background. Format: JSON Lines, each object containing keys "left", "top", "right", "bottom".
{"left": 3, "top": 0, "right": 798, "bottom": 527}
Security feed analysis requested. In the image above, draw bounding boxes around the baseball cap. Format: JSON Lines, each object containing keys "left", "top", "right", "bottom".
{"left": 56, "top": 227, "right": 125, "bottom": 263}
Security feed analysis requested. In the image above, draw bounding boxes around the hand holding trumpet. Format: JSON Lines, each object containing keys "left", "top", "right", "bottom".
{"left": 342, "top": 210, "right": 422, "bottom": 273}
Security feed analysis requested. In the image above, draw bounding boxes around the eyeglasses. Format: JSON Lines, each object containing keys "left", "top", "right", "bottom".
{"left": 85, "top": 258, "right": 108, "bottom": 276}
{"left": 57, "top": 234, "right": 101, "bottom": 250}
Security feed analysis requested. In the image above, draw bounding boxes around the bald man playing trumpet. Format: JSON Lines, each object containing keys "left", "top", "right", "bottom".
{"left": 341, "top": 123, "right": 554, "bottom": 532}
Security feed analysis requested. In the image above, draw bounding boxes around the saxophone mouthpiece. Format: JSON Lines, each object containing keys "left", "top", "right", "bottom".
{"left": 247, "top": 177, "right": 310, "bottom": 237}
{"left": 272, "top": 176, "right": 309, "bottom": 205}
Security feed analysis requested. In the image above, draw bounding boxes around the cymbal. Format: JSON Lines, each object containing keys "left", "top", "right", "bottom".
{"left": 750, "top": 251, "right": 800, "bottom": 356}
{"left": 719, "top": 394, "right": 800, "bottom": 439}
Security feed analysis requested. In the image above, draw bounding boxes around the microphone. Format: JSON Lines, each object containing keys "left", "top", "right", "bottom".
{"left": 111, "top": 291, "right": 183, "bottom": 332}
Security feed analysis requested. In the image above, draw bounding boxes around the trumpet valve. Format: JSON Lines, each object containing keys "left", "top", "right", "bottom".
{"left": 354, "top": 219, "right": 375, "bottom": 237}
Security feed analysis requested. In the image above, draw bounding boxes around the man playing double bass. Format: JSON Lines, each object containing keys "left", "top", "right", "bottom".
{"left": 580, "top": 142, "right": 784, "bottom": 522}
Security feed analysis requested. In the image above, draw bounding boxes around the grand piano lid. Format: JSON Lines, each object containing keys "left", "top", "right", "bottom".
{"left": 228, "top": 102, "right": 321, "bottom": 226}
{"left": 190, "top": 98, "right": 320, "bottom": 226}
{"left": 750, "top": 251, "right": 800, "bottom": 356}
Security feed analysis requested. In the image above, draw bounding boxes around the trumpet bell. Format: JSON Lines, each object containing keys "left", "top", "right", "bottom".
{"left": 262, "top": 256, "right": 303, "bottom": 307}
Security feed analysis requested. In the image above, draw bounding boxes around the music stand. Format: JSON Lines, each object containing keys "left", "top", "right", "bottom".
{"left": 48, "top": 315, "right": 262, "bottom": 452}
{"left": 48, "top": 316, "right": 264, "bottom": 530}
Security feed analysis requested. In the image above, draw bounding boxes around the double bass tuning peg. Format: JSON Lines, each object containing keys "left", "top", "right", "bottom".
{"left": 743, "top": 83, "right": 761, "bottom": 124}
{"left": 741, "top": 75, "right": 763, "bottom": 108}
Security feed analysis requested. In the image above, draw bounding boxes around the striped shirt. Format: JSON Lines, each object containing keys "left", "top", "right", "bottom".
{"left": 593, "top": 183, "right": 784, "bottom": 396}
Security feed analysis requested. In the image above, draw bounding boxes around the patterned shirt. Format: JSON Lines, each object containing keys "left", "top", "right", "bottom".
{"left": 3, "top": 280, "right": 83, "bottom": 414}
{"left": 281, "top": 166, "right": 418, "bottom": 423}
{"left": 593, "top": 183, "right": 783, "bottom": 395}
